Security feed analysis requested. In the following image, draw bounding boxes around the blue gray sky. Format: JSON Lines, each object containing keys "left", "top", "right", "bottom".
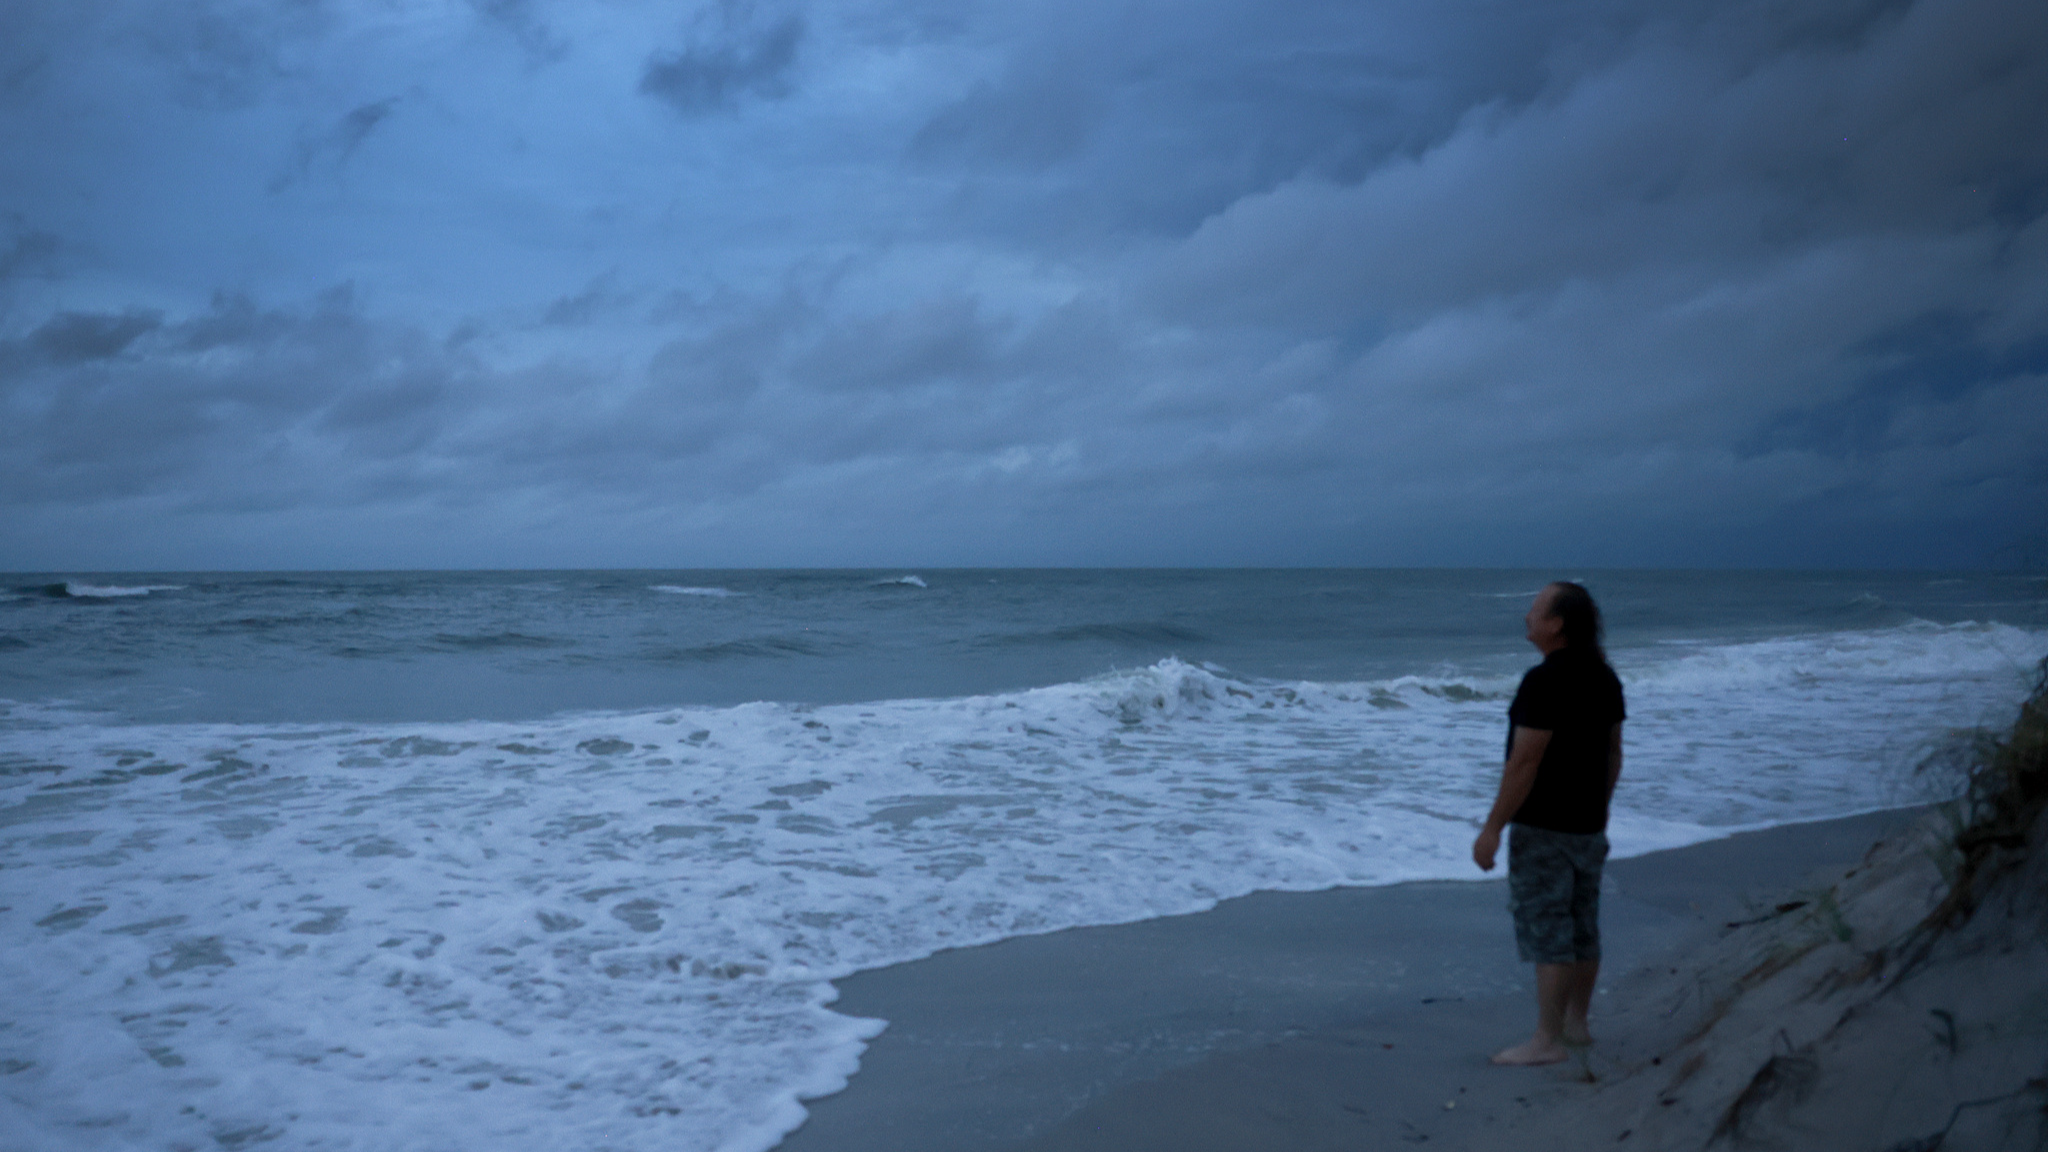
{"left": 2, "top": 0, "right": 2044, "bottom": 570}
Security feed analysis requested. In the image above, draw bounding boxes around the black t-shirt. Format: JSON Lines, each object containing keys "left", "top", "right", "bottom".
{"left": 1506, "top": 647, "right": 1626, "bottom": 834}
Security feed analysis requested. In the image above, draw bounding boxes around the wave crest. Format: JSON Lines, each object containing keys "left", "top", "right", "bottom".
{"left": 73, "top": 582, "right": 182, "bottom": 598}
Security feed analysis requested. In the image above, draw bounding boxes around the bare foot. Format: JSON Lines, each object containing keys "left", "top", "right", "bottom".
{"left": 1490, "top": 1037, "right": 1570, "bottom": 1066}
{"left": 1562, "top": 1026, "right": 1593, "bottom": 1048}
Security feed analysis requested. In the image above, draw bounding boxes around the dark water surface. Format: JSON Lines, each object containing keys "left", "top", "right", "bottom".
{"left": 2, "top": 569, "right": 2043, "bottom": 1152}
{"left": 4, "top": 569, "right": 2044, "bottom": 722}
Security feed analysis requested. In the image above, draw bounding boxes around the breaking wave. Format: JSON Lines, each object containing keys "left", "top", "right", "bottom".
{"left": 1, "top": 620, "right": 2043, "bottom": 1152}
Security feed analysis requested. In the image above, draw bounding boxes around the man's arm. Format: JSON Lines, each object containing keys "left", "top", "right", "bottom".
{"left": 1472, "top": 726, "right": 1551, "bottom": 871}
{"left": 1606, "top": 722, "right": 1623, "bottom": 799}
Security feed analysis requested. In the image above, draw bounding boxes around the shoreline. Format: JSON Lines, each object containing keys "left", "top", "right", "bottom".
{"left": 779, "top": 806, "right": 1932, "bottom": 1152}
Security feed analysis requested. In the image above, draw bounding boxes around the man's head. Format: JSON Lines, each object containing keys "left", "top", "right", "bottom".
{"left": 1526, "top": 582, "right": 1603, "bottom": 656}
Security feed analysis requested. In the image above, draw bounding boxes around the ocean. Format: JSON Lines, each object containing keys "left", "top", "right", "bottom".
{"left": 2, "top": 569, "right": 2044, "bottom": 1151}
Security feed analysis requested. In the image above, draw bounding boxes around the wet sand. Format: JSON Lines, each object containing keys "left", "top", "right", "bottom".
{"left": 779, "top": 807, "right": 1929, "bottom": 1152}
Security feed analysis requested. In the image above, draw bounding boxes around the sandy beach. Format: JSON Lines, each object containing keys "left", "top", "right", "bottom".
{"left": 779, "top": 803, "right": 2045, "bottom": 1151}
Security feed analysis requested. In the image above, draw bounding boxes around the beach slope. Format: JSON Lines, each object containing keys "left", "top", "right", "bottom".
{"left": 787, "top": 668, "right": 2048, "bottom": 1151}
{"left": 781, "top": 809, "right": 1946, "bottom": 1151}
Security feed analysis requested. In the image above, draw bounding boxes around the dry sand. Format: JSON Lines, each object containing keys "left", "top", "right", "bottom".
{"left": 777, "top": 805, "right": 2048, "bottom": 1152}
{"left": 1467, "top": 807, "right": 2048, "bottom": 1152}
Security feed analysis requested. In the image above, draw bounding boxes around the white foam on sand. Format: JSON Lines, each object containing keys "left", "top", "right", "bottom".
{"left": 0, "top": 622, "right": 2041, "bottom": 1151}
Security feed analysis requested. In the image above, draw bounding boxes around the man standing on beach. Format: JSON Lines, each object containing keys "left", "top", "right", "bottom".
{"left": 1471, "top": 582, "right": 1626, "bottom": 1066}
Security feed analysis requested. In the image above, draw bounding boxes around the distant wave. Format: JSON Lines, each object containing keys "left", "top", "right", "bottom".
{"left": 983, "top": 621, "right": 1211, "bottom": 647}
{"left": 429, "top": 632, "right": 570, "bottom": 652}
{"left": 1794, "top": 593, "right": 1914, "bottom": 627}
{"left": 203, "top": 614, "right": 339, "bottom": 634}
{"left": 642, "top": 635, "right": 839, "bottom": 662}
{"left": 650, "top": 585, "right": 742, "bottom": 598}
{"left": 872, "top": 575, "right": 927, "bottom": 588}
{"left": 1623, "top": 620, "right": 2043, "bottom": 695}
{"left": 25, "top": 582, "right": 186, "bottom": 600}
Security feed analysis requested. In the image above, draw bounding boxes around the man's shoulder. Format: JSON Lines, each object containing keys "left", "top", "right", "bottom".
{"left": 1509, "top": 663, "right": 1556, "bottom": 723}
{"left": 1524, "top": 651, "right": 1624, "bottom": 717}
{"left": 1513, "top": 661, "right": 1552, "bottom": 695}
{"left": 1552, "top": 648, "right": 1619, "bottom": 682}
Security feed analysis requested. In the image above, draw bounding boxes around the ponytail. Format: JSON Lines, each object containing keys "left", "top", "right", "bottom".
{"left": 1546, "top": 581, "right": 1606, "bottom": 663}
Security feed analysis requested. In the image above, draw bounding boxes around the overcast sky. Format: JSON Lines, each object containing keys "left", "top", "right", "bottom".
{"left": 1, "top": 0, "right": 2043, "bottom": 570}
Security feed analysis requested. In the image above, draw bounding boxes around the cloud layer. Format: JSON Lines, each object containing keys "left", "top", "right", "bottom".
{"left": 1, "top": 0, "right": 2043, "bottom": 568}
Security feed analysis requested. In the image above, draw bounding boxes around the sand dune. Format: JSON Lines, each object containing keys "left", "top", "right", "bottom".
{"left": 1476, "top": 809, "right": 2047, "bottom": 1151}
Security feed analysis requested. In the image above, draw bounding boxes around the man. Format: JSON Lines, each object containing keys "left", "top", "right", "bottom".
{"left": 1471, "top": 582, "right": 1626, "bottom": 1066}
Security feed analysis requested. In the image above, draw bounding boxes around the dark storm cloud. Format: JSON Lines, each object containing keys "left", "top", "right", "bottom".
{"left": 0, "top": 220, "right": 70, "bottom": 335}
{"left": 903, "top": 0, "right": 1645, "bottom": 237}
{"left": 541, "top": 273, "right": 634, "bottom": 327}
{"left": 0, "top": 0, "right": 2043, "bottom": 567}
{"left": 470, "top": 0, "right": 570, "bottom": 66}
{"left": 0, "top": 49, "right": 51, "bottom": 105}
{"left": 640, "top": 6, "right": 804, "bottom": 115}
{"left": 0, "top": 275, "right": 1091, "bottom": 545}
{"left": 271, "top": 96, "right": 405, "bottom": 191}
{"left": 27, "top": 310, "right": 163, "bottom": 364}
{"left": 1153, "top": 0, "right": 2048, "bottom": 328}
{"left": 1117, "top": 0, "right": 2048, "bottom": 557}
{"left": 0, "top": 1, "right": 334, "bottom": 113}
{"left": 482, "top": 289, "right": 1032, "bottom": 489}
{"left": 1744, "top": 316, "right": 2048, "bottom": 458}
{"left": 0, "top": 223, "right": 59, "bottom": 284}
{"left": 134, "top": 1, "right": 332, "bottom": 110}
{"left": 0, "top": 288, "right": 468, "bottom": 509}
{"left": 0, "top": 5, "right": 71, "bottom": 109}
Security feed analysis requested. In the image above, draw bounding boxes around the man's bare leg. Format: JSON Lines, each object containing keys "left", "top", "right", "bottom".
{"left": 1491, "top": 963, "right": 1573, "bottom": 1065}
{"left": 1561, "top": 959, "right": 1598, "bottom": 1046}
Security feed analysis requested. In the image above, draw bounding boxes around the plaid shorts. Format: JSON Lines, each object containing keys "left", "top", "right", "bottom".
{"left": 1507, "top": 823, "right": 1609, "bottom": 964}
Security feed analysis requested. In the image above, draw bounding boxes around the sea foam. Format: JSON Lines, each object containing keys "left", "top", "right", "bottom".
{"left": 56, "top": 582, "right": 185, "bottom": 599}
{"left": 0, "top": 622, "right": 2041, "bottom": 1151}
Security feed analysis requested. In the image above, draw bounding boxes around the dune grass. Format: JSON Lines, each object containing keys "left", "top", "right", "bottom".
{"left": 1912, "top": 654, "right": 2048, "bottom": 944}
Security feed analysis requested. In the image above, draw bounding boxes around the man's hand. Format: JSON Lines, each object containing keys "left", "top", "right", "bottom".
{"left": 1472, "top": 825, "right": 1501, "bottom": 872}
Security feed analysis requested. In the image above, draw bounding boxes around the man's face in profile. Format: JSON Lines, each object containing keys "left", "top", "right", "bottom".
{"left": 1525, "top": 586, "right": 1563, "bottom": 652}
